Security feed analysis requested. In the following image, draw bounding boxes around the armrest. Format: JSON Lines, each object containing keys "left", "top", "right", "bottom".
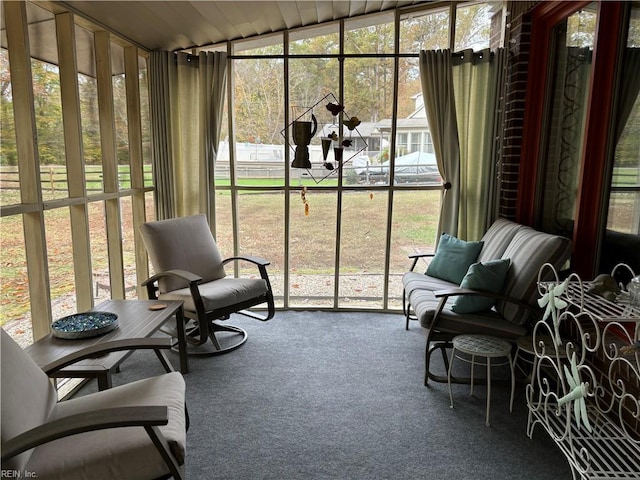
{"left": 43, "top": 338, "right": 173, "bottom": 375}
{"left": 142, "top": 270, "right": 203, "bottom": 300}
{"left": 223, "top": 255, "right": 271, "bottom": 267}
{"left": 408, "top": 252, "right": 435, "bottom": 260}
{"left": 142, "top": 269, "right": 203, "bottom": 287}
{"left": 408, "top": 252, "right": 435, "bottom": 272}
{"left": 1, "top": 406, "right": 168, "bottom": 461}
{"left": 221, "top": 256, "right": 273, "bottom": 286}
{"left": 434, "top": 287, "right": 535, "bottom": 311}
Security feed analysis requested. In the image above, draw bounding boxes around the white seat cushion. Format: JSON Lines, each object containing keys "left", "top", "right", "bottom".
{"left": 160, "top": 277, "right": 268, "bottom": 313}
{"left": 25, "top": 372, "right": 187, "bottom": 480}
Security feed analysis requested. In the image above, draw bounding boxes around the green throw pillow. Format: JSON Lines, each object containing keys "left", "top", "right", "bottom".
{"left": 451, "top": 258, "right": 511, "bottom": 314}
{"left": 426, "top": 233, "right": 484, "bottom": 285}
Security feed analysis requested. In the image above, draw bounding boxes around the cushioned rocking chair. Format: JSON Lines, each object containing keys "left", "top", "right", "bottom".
{"left": 1, "top": 329, "right": 188, "bottom": 480}
{"left": 140, "top": 214, "right": 275, "bottom": 356}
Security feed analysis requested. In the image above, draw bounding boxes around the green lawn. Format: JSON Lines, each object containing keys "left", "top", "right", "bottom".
{"left": 0, "top": 185, "right": 440, "bottom": 324}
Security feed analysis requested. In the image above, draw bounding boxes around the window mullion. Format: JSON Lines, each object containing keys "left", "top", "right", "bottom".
{"left": 56, "top": 11, "right": 93, "bottom": 311}
{"left": 95, "top": 30, "right": 125, "bottom": 299}
{"left": 4, "top": 0, "right": 53, "bottom": 340}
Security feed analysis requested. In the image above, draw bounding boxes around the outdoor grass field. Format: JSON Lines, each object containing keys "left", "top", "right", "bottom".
{"left": 0, "top": 182, "right": 441, "bottom": 325}
{"left": 1, "top": 164, "right": 637, "bottom": 326}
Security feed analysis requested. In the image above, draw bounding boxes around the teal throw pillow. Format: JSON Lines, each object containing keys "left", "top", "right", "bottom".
{"left": 426, "top": 233, "right": 484, "bottom": 285}
{"left": 451, "top": 258, "right": 511, "bottom": 314}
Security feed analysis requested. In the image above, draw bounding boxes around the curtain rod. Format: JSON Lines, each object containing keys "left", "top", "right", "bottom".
{"left": 451, "top": 48, "right": 494, "bottom": 65}
{"left": 180, "top": 49, "right": 497, "bottom": 61}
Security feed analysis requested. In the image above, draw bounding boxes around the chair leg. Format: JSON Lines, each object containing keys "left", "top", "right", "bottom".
{"left": 201, "top": 322, "right": 248, "bottom": 355}
{"left": 425, "top": 335, "right": 487, "bottom": 386}
{"left": 403, "top": 291, "right": 410, "bottom": 330}
{"left": 208, "top": 329, "right": 223, "bottom": 350}
{"left": 425, "top": 341, "right": 453, "bottom": 385}
{"left": 173, "top": 320, "right": 248, "bottom": 356}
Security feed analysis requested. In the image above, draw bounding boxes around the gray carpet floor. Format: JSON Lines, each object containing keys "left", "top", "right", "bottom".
{"left": 79, "top": 311, "right": 572, "bottom": 479}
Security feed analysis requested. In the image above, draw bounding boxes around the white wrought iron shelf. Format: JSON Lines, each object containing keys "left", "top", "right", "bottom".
{"left": 563, "top": 281, "right": 640, "bottom": 323}
{"left": 528, "top": 263, "right": 640, "bottom": 479}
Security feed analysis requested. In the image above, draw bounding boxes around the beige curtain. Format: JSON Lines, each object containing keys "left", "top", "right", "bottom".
{"left": 420, "top": 48, "right": 503, "bottom": 241}
{"left": 149, "top": 51, "right": 227, "bottom": 224}
{"left": 419, "top": 50, "right": 460, "bottom": 240}
{"left": 453, "top": 48, "right": 503, "bottom": 240}
{"left": 149, "top": 51, "right": 175, "bottom": 220}
{"left": 199, "top": 52, "right": 228, "bottom": 226}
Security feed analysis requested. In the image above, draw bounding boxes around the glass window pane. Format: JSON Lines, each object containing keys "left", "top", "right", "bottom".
{"left": 628, "top": 6, "right": 640, "bottom": 46}
{"left": 606, "top": 6, "right": 640, "bottom": 238}
{"left": 232, "top": 34, "right": 283, "bottom": 55}
{"left": 342, "top": 56, "right": 393, "bottom": 187}
{"left": 338, "top": 191, "right": 388, "bottom": 308}
{"left": 399, "top": 8, "right": 450, "bottom": 53}
{"left": 213, "top": 189, "right": 234, "bottom": 258}
{"left": 0, "top": 47, "right": 20, "bottom": 207}
{"left": 145, "top": 190, "right": 155, "bottom": 221}
{"left": 112, "top": 43, "right": 130, "bottom": 191}
{"left": 0, "top": 215, "right": 31, "bottom": 346}
{"left": 233, "top": 54, "right": 284, "bottom": 187}
{"left": 76, "top": 25, "right": 102, "bottom": 195}
{"left": 607, "top": 192, "right": 640, "bottom": 233}
{"left": 539, "top": 7, "right": 596, "bottom": 237}
{"left": 89, "top": 201, "right": 110, "bottom": 302}
{"left": 387, "top": 190, "right": 440, "bottom": 309}
{"left": 288, "top": 58, "right": 339, "bottom": 187}
{"left": 398, "top": 57, "right": 422, "bottom": 119}
{"left": 455, "top": 3, "right": 492, "bottom": 51}
{"left": 33, "top": 58, "right": 66, "bottom": 202}
{"left": 289, "top": 24, "right": 339, "bottom": 55}
{"left": 25, "top": 3, "right": 65, "bottom": 202}
{"left": 216, "top": 92, "right": 230, "bottom": 185}
{"left": 45, "top": 208, "right": 76, "bottom": 317}
{"left": 566, "top": 8, "right": 597, "bottom": 48}
{"left": 119, "top": 197, "right": 137, "bottom": 298}
{"left": 237, "top": 191, "right": 284, "bottom": 308}
{"left": 139, "top": 55, "right": 153, "bottom": 188}
{"left": 289, "top": 189, "right": 337, "bottom": 307}
{"left": 144, "top": 191, "right": 156, "bottom": 275}
{"left": 344, "top": 13, "right": 394, "bottom": 55}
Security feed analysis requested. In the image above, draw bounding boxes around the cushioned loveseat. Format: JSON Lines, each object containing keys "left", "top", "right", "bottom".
{"left": 402, "top": 218, "right": 572, "bottom": 384}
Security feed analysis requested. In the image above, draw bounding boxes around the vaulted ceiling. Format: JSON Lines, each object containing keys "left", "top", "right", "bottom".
{"left": 57, "top": 1, "right": 434, "bottom": 51}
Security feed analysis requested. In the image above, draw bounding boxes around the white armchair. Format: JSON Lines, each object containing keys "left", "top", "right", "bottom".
{"left": 1, "top": 329, "right": 187, "bottom": 480}
{"left": 140, "top": 214, "right": 275, "bottom": 355}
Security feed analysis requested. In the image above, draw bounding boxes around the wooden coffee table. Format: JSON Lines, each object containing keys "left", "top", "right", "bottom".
{"left": 26, "top": 299, "right": 187, "bottom": 390}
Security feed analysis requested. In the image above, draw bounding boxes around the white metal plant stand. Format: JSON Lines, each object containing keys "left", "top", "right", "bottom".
{"left": 527, "top": 263, "right": 640, "bottom": 480}
{"left": 448, "top": 334, "right": 515, "bottom": 427}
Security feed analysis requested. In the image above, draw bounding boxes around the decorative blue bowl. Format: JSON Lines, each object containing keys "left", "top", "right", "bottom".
{"left": 51, "top": 312, "right": 118, "bottom": 339}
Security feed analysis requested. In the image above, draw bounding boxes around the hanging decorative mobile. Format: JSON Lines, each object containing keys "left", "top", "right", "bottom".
{"left": 300, "top": 186, "right": 310, "bottom": 216}
{"left": 281, "top": 92, "right": 367, "bottom": 184}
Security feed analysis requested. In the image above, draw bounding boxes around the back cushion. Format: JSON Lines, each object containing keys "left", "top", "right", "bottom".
{"left": 141, "top": 215, "right": 227, "bottom": 293}
{"left": 426, "top": 233, "right": 483, "bottom": 285}
{"left": 496, "top": 228, "right": 572, "bottom": 325}
{"left": 1, "top": 329, "right": 58, "bottom": 471}
{"left": 476, "top": 217, "right": 525, "bottom": 263}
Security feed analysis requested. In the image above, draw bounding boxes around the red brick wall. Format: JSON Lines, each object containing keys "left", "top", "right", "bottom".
{"left": 499, "top": 1, "right": 539, "bottom": 220}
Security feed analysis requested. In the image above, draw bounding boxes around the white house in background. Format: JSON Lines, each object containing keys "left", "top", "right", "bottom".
{"left": 375, "top": 92, "right": 434, "bottom": 159}
{"left": 215, "top": 93, "right": 432, "bottom": 173}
